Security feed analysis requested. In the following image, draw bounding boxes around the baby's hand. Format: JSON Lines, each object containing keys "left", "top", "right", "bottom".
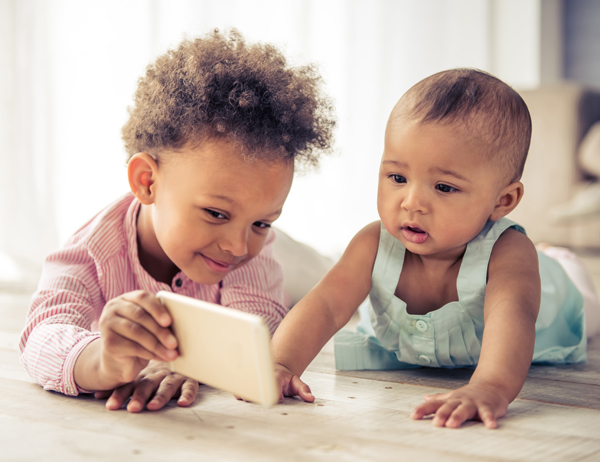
{"left": 274, "top": 364, "right": 315, "bottom": 403}
{"left": 95, "top": 361, "right": 198, "bottom": 412}
{"left": 410, "top": 383, "right": 509, "bottom": 429}
{"left": 98, "top": 290, "right": 178, "bottom": 385}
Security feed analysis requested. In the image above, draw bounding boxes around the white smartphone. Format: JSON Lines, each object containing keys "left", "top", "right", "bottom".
{"left": 157, "top": 291, "right": 279, "bottom": 406}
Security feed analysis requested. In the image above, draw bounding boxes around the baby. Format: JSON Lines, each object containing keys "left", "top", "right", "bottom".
{"left": 19, "top": 29, "right": 335, "bottom": 412}
{"left": 272, "top": 68, "right": 599, "bottom": 429}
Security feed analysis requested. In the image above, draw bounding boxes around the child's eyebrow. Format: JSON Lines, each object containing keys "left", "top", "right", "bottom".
{"left": 207, "top": 194, "right": 236, "bottom": 204}
{"left": 206, "top": 194, "right": 282, "bottom": 218}
{"left": 430, "top": 167, "right": 471, "bottom": 183}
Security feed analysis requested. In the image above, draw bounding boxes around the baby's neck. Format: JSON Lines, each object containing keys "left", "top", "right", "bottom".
{"left": 399, "top": 249, "right": 465, "bottom": 315}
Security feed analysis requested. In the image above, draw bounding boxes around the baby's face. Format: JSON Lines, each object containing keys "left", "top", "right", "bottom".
{"left": 141, "top": 140, "right": 293, "bottom": 285}
{"left": 378, "top": 119, "right": 504, "bottom": 260}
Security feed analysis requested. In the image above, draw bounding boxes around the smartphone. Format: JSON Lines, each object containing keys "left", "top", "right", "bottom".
{"left": 157, "top": 291, "right": 279, "bottom": 406}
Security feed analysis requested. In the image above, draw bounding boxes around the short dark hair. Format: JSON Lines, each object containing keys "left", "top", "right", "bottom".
{"left": 122, "top": 29, "right": 335, "bottom": 166}
{"left": 393, "top": 68, "right": 531, "bottom": 182}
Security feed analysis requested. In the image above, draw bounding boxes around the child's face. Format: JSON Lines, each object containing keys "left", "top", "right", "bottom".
{"left": 378, "top": 119, "right": 505, "bottom": 259}
{"left": 135, "top": 140, "right": 294, "bottom": 285}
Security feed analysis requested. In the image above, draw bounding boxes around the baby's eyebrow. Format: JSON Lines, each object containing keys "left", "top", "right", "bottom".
{"left": 430, "top": 167, "right": 470, "bottom": 183}
{"left": 207, "top": 194, "right": 236, "bottom": 204}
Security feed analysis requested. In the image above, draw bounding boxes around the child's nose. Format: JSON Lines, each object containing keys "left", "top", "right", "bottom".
{"left": 401, "top": 186, "right": 427, "bottom": 214}
{"left": 220, "top": 227, "right": 249, "bottom": 257}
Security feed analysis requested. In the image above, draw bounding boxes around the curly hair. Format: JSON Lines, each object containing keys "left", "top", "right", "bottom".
{"left": 393, "top": 68, "right": 531, "bottom": 183}
{"left": 122, "top": 29, "right": 336, "bottom": 166}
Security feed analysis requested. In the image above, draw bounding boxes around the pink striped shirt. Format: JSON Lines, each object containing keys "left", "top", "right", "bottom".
{"left": 19, "top": 193, "right": 287, "bottom": 396}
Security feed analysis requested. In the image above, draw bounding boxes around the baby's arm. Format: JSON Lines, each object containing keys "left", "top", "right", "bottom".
{"left": 411, "top": 229, "right": 540, "bottom": 428}
{"left": 271, "top": 222, "right": 380, "bottom": 401}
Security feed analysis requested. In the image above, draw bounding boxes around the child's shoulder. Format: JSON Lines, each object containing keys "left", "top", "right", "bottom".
{"left": 489, "top": 226, "right": 537, "bottom": 273}
{"left": 341, "top": 221, "right": 382, "bottom": 265}
{"left": 65, "top": 193, "right": 135, "bottom": 262}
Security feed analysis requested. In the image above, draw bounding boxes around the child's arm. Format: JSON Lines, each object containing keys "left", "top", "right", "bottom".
{"left": 411, "top": 229, "right": 540, "bottom": 428}
{"left": 19, "top": 245, "right": 187, "bottom": 412}
{"left": 271, "top": 222, "right": 380, "bottom": 401}
{"left": 73, "top": 290, "right": 179, "bottom": 391}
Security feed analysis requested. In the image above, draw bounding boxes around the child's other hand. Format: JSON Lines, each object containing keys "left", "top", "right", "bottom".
{"left": 98, "top": 290, "right": 178, "bottom": 385}
{"left": 410, "top": 383, "right": 509, "bottom": 429}
{"left": 94, "top": 361, "right": 198, "bottom": 412}
{"left": 274, "top": 364, "right": 315, "bottom": 403}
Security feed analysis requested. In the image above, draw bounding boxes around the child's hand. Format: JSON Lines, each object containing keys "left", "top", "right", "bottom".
{"left": 274, "top": 363, "right": 315, "bottom": 403}
{"left": 94, "top": 361, "right": 199, "bottom": 412}
{"left": 410, "top": 383, "right": 509, "bottom": 429}
{"left": 97, "top": 290, "right": 178, "bottom": 386}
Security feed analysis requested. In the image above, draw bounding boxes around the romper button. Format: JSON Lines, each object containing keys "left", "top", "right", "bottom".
{"left": 416, "top": 320, "right": 428, "bottom": 332}
{"left": 418, "top": 355, "right": 431, "bottom": 365}
{"left": 175, "top": 278, "right": 183, "bottom": 288}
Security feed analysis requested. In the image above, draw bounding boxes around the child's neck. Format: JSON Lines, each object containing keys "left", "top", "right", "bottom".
{"left": 136, "top": 205, "right": 180, "bottom": 285}
{"left": 397, "top": 247, "right": 466, "bottom": 315}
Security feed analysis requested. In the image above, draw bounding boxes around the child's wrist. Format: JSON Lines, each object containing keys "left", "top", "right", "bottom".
{"left": 468, "top": 378, "right": 515, "bottom": 402}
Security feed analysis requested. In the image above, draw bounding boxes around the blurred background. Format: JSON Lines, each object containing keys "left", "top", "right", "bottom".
{"left": 2, "top": 0, "right": 600, "bottom": 292}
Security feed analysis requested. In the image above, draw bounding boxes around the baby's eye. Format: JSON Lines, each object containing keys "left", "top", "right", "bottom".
{"left": 390, "top": 174, "right": 406, "bottom": 184}
{"left": 253, "top": 221, "right": 271, "bottom": 229}
{"left": 206, "top": 209, "right": 227, "bottom": 219}
{"left": 435, "top": 184, "right": 457, "bottom": 193}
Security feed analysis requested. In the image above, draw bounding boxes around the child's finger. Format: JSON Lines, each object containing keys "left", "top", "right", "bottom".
{"left": 445, "top": 402, "right": 477, "bottom": 428}
{"left": 94, "top": 390, "right": 112, "bottom": 399}
{"left": 104, "top": 330, "right": 173, "bottom": 364}
{"left": 113, "top": 299, "right": 178, "bottom": 350}
{"left": 106, "top": 382, "right": 136, "bottom": 411}
{"left": 127, "top": 376, "right": 166, "bottom": 413}
{"left": 145, "top": 373, "right": 187, "bottom": 411}
{"left": 123, "top": 291, "right": 173, "bottom": 328}
{"left": 432, "top": 401, "right": 460, "bottom": 427}
{"left": 108, "top": 319, "right": 177, "bottom": 362}
{"left": 177, "top": 379, "right": 199, "bottom": 407}
{"left": 410, "top": 398, "right": 444, "bottom": 420}
{"left": 290, "top": 375, "right": 314, "bottom": 402}
{"left": 478, "top": 405, "right": 499, "bottom": 429}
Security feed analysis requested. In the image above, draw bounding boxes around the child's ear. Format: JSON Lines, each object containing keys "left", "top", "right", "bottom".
{"left": 490, "top": 181, "right": 524, "bottom": 221}
{"left": 127, "top": 153, "right": 159, "bottom": 205}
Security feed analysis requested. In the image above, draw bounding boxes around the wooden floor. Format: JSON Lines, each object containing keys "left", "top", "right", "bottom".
{"left": 2, "top": 289, "right": 600, "bottom": 461}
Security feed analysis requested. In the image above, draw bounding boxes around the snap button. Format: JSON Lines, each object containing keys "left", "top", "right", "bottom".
{"left": 415, "top": 320, "right": 428, "bottom": 332}
{"left": 175, "top": 278, "right": 183, "bottom": 288}
{"left": 418, "top": 355, "right": 431, "bottom": 365}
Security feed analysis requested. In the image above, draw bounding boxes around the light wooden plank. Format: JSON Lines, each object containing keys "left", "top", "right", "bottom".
{"left": 2, "top": 372, "right": 600, "bottom": 462}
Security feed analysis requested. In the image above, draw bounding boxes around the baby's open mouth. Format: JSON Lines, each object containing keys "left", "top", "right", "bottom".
{"left": 401, "top": 226, "right": 429, "bottom": 244}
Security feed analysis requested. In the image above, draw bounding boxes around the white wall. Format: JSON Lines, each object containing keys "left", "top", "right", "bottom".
{"left": 0, "top": 0, "right": 561, "bottom": 288}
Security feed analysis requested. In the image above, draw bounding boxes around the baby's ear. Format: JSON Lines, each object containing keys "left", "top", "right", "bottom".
{"left": 127, "top": 153, "right": 158, "bottom": 205}
{"left": 490, "top": 181, "right": 524, "bottom": 221}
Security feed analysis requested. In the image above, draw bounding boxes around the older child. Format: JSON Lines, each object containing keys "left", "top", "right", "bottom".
{"left": 272, "top": 69, "right": 599, "bottom": 429}
{"left": 19, "top": 29, "right": 335, "bottom": 413}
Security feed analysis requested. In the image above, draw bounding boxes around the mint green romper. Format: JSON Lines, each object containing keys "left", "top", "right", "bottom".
{"left": 334, "top": 217, "right": 587, "bottom": 370}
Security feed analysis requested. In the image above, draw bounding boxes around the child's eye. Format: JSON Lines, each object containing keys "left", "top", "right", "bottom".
{"left": 206, "top": 209, "right": 227, "bottom": 219}
{"left": 436, "top": 184, "right": 458, "bottom": 193}
{"left": 253, "top": 221, "right": 271, "bottom": 229}
{"left": 389, "top": 174, "right": 406, "bottom": 184}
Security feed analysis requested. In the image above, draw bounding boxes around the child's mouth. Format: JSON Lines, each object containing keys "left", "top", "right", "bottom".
{"left": 401, "top": 226, "right": 429, "bottom": 244}
{"left": 201, "top": 255, "right": 233, "bottom": 274}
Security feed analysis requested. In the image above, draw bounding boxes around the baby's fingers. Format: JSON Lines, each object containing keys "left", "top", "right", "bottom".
{"left": 289, "top": 375, "right": 314, "bottom": 402}
{"left": 478, "top": 405, "right": 499, "bottom": 429}
{"left": 444, "top": 402, "right": 478, "bottom": 428}
{"left": 410, "top": 398, "right": 445, "bottom": 420}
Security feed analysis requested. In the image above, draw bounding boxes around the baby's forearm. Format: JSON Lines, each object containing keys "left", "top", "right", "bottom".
{"left": 272, "top": 290, "right": 342, "bottom": 377}
{"left": 471, "top": 303, "right": 537, "bottom": 402}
